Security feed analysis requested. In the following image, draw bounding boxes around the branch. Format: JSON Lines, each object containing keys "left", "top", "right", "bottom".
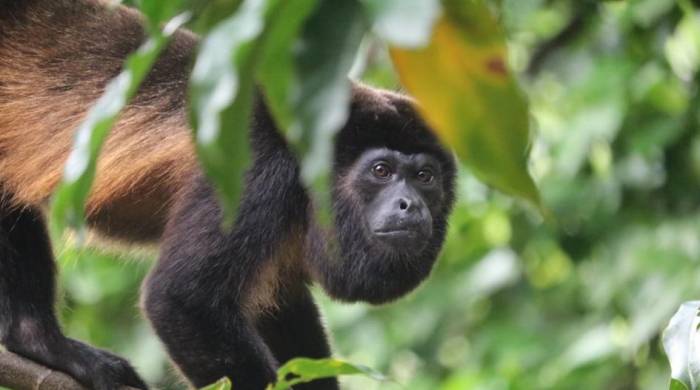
{"left": 0, "top": 350, "right": 140, "bottom": 390}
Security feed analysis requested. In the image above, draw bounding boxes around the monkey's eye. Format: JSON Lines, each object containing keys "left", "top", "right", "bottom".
{"left": 416, "top": 169, "right": 434, "bottom": 184}
{"left": 371, "top": 163, "right": 392, "bottom": 179}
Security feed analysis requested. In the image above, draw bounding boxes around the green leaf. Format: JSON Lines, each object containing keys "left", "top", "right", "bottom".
{"left": 257, "top": 0, "right": 319, "bottom": 132}
{"left": 137, "top": 0, "right": 187, "bottom": 27}
{"left": 190, "top": 0, "right": 247, "bottom": 32}
{"left": 256, "top": 0, "right": 367, "bottom": 224}
{"left": 267, "top": 358, "right": 385, "bottom": 390}
{"left": 389, "top": 0, "right": 542, "bottom": 210}
{"left": 50, "top": 13, "right": 190, "bottom": 236}
{"left": 200, "top": 377, "right": 233, "bottom": 390}
{"left": 663, "top": 301, "right": 700, "bottom": 390}
{"left": 292, "top": 0, "right": 368, "bottom": 187}
{"left": 672, "top": 378, "right": 692, "bottom": 390}
{"left": 189, "top": 0, "right": 273, "bottom": 227}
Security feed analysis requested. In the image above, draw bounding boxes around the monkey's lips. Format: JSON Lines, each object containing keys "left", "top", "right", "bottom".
{"left": 373, "top": 229, "right": 419, "bottom": 238}
{"left": 373, "top": 227, "right": 428, "bottom": 252}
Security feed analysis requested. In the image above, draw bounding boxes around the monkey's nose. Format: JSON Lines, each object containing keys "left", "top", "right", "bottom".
{"left": 396, "top": 197, "right": 421, "bottom": 213}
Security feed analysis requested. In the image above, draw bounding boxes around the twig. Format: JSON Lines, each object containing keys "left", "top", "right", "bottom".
{"left": 0, "top": 351, "right": 140, "bottom": 390}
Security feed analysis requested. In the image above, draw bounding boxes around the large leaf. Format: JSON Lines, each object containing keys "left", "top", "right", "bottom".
{"left": 189, "top": 0, "right": 274, "bottom": 226}
{"left": 256, "top": 0, "right": 367, "bottom": 224}
{"left": 293, "top": 0, "right": 367, "bottom": 186}
{"left": 390, "top": 0, "right": 541, "bottom": 209}
{"left": 259, "top": 0, "right": 367, "bottom": 186}
{"left": 266, "top": 358, "right": 385, "bottom": 390}
{"left": 663, "top": 301, "right": 700, "bottom": 390}
{"left": 51, "top": 12, "right": 190, "bottom": 235}
{"left": 256, "top": 0, "right": 318, "bottom": 130}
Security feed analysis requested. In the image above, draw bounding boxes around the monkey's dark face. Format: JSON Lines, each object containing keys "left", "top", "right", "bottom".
{"left": 348, "top": 148, "right": 444, "bottom": 254}
{"left": 322, "top": 84, "right": 457, "bottom": 305}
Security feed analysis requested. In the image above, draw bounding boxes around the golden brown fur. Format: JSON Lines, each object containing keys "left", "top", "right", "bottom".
{"left": 242, "top": 229, "right": 308, "bottom": 318}
{"left": 0, "top": 0, "right": 199, "bottom": 241}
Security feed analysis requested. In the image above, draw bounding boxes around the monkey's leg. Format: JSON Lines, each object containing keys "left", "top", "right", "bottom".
{"left": 0, "top": 207, "right": 147, "bottom": 390}
{"left": 143, "top": 288, "right": 278, "bottom": 389}
{"left": 255, "top": 288, "right": 339, "bottom": 390}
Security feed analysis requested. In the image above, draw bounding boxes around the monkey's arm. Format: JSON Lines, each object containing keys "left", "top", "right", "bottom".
{"left": 143, "top": 129, "right": 311, "bottom": 389}
{"left": 143, "top": 175, "right": 282, "bottom": 389}
{"left": 255, "top": 288, "right": 339, "bottom": 390}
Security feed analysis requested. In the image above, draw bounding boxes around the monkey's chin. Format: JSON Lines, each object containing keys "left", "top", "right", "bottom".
{"left": 349, "top": 278, "right": 425, "bottom": 305}
{"left": 328, "top": 261, "right": 434, "bottom": 305}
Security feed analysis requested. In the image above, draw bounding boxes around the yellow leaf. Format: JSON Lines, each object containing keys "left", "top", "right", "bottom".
{"left": 390, "top": 2, "right": 541, "bottom": 209}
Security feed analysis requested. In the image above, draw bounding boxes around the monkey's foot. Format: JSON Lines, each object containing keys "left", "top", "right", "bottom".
{"left": 3, "top": 332, "right": 147, "bottom": 390}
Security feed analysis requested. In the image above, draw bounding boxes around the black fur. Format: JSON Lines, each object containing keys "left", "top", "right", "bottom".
{"left": 143, "top": 104, "right": 327, "bottom": 388}
{"left": 306, "top": 86, "right": 456, "bottom": 304}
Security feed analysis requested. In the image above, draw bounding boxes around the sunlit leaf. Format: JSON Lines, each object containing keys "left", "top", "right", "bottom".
{"left": 360, "top": 0, "right": 441, "bottom": 47}
{"left": 200, "top": 377, "right": 233, "bottom": 390}
{"left": 266, "top": 358, "right": 385, "bottom": 390}
{"left": 663, "top": 301, "right": 700, "bottom": 390}
{"left": 50, "top": 13, "right": 190, "bottom": 235}
{"left": 390, "top": 0, "right": 541, "bottom": 209}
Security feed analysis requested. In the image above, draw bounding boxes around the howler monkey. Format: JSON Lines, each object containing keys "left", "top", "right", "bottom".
{"left": 0, "top": 1, "right": 456, "bottom": 389}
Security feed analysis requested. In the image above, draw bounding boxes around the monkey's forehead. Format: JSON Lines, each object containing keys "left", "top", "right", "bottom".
{"left": 333, "top": 122, "right": 453, "bottom": 181}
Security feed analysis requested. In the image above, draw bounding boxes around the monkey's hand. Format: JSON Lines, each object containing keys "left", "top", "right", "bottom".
{"left": 3, "top": 330, "right": 147, "bottom": 390}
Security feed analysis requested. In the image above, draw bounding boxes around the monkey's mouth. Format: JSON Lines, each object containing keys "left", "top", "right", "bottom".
{"left": 373, "top": 229, "right": 419, "bottom": 237}
{"left": 372, "top": 227, "right": 429, "bottom": 252}
{"left": 373, "top": 220, "right": 428, "bottom": 238}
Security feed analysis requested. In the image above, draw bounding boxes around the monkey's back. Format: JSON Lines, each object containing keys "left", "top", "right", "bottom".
{"left": 0, "top": 0, "right": 199, "bottom": 241}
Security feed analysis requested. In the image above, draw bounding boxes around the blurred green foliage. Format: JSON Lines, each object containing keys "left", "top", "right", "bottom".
{"left": 50, "top": 0, "right": 700, "bottom": 389}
